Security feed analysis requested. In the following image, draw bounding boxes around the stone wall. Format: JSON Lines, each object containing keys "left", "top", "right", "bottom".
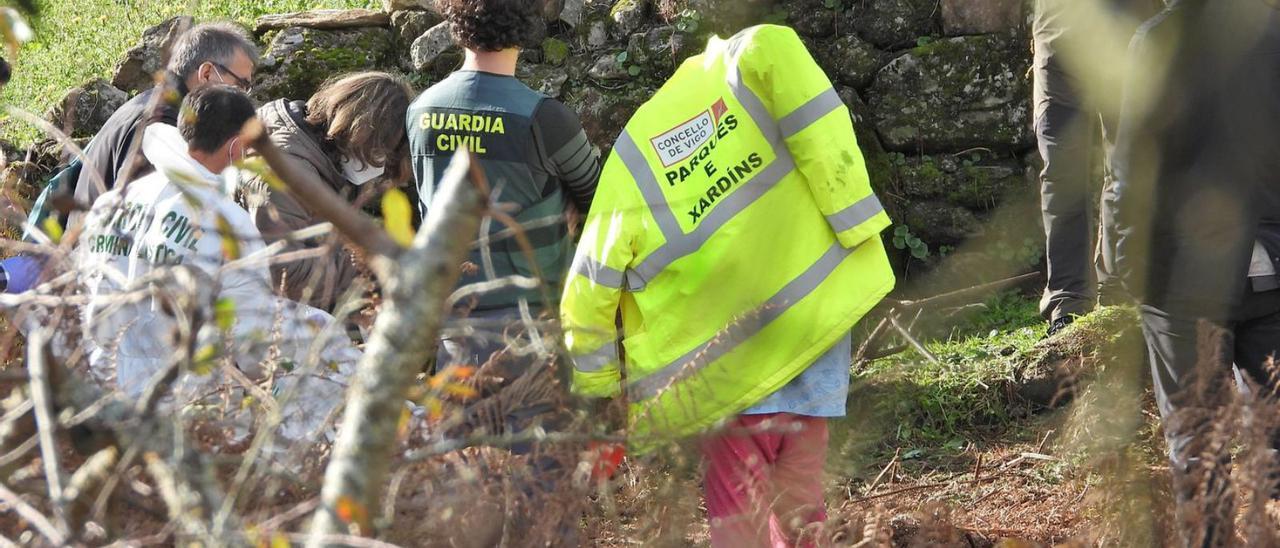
{"left": 35, "top": 0, "right": 1043, "bottom": 280}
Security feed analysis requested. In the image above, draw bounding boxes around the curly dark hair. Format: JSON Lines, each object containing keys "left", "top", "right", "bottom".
{"left": 438, "top": 0, "right": 544, "bottom": 52}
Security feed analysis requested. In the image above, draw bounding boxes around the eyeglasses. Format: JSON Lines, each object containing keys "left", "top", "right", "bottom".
{"left": 211, "top": 62, "right": 252, "bottom": 91}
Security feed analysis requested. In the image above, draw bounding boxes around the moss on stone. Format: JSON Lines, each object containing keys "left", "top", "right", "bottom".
{"left": 542, "top": 37, "right": 570, "bottom": 66}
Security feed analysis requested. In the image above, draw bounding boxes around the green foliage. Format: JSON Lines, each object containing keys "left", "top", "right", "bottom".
{"left": 1, "top": 0, "right": 379, "bottom": 146}
{"left": 892, "top": 224, "right": 929, "bottom": 259}
{"left": 541, "top": 37, "right": 569, "bottom": 66}
{"left": 672, "top": 8, "right": 701, "bottom": 33}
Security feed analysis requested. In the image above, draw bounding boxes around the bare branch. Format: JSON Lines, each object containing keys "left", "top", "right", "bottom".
{"left": 0, "top": 479, "right": 65, "bottom": 545}
{"left": 25, "top": 328, "right": 71, "bottom": 538}
{"left": 307, "top": 151, "right": 486, "bottom": 546}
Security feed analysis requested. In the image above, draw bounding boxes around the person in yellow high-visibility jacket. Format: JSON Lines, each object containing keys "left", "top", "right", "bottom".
{"left": 561, "top": 24, "right": 896, "bottom": 546}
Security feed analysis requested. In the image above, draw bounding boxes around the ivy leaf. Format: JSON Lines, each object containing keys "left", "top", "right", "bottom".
{"left": 910, "top": 245, "right": 929, "bottom": 259}
{"left": 215, "top": 214, "right": 241, "bottom": 260}
{"left": 41, "top": 216, "right": 62, "bottom": 244}
{"left": 214, "top": 298, "right": 236, "bottom": 332}
{"left": 235, "top": 156, "right": 287, "bottom": 192}
{"left": 627, "top": 65, "right": 642, "bottom": 77}
{"left": 893, "top": 225, "right": 909, "bottom": 237}
{"left": 397, "top": 406, "right": 412, "bottom": 442}
{"left": 381, "top": 188, "right": 416, "bottom": 247}
{"left": 892, "top": 236, "right": 906, "bottom": 249}
{"left": 615, "top": 51, "right": 628, "bottom": 63}
{"left": 270, "top": 532, "right": 290, "bottom": 548}
{"left": 192, "top": 345, "right": 217, "bottom": 376}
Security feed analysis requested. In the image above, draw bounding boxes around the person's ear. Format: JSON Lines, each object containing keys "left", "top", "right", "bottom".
{"left": 195, "top": 62, "right": 215, "bottom": 86}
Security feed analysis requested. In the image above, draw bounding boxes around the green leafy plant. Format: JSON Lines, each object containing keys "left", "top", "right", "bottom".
{"left": 893, "top": 224, "right": 930, "bottom": 259}
{"left": 673, "top": 8, "right": 701, "bottom": 33}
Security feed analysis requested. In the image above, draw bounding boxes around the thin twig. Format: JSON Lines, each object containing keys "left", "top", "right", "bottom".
{"left": 888, "top": 313, "right": 939, "bottom": 364}
{"left": 25, "top": 328, "right": 70, "bottom": 537}
{"left": 884, "top": 272, "right": 1040, "bottom": 311}
{"left": 0, "top": 479, "right": 66, "bottom": 545}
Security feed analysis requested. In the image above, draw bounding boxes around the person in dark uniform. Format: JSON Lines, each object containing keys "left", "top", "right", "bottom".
{"left": 1112, "top": 0, "right": 1280, "bottom": 542}
{"left": 1033, "top": 0, "right": 1163, "bottom": 335}
{"left": 405, "top": 0, "right": 601, "bottom": 543}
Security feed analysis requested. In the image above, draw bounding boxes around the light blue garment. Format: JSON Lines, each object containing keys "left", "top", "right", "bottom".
{"left": 743, "top": 333, "right": 851, "bottom": 418}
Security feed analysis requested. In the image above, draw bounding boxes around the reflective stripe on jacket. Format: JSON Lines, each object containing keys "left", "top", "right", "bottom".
{"left": 560, "top": 25, "right": 895, "bottom": 447}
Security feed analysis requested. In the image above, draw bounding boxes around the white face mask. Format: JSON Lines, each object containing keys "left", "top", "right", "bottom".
{"left": 341, "top": 157, "right": 385, "bottom": 186}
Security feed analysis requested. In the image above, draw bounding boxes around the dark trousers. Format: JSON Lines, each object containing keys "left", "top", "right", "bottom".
{"left": 1034, "top": 0, "right": 1130, "bottom": 321}
{"left": 1142, "top": 288, "right": 1280, "bottom": 465}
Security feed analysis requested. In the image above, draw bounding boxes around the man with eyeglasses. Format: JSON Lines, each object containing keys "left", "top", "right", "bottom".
{"left": 73, "top": 22, "right": 258, "bottom": 207}
{"left": 0, "top": 22, "right": 258, "bottom": 294}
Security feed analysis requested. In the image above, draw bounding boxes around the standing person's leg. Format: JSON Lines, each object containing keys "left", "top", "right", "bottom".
{"left": 1142, "top": 304, "right": 1235, "bottom": 545}
{"left": 1230, "top": 287, "right": 1280, "bottom": 484}
{"left": 1232, "top": 288, "right": 1280, "bottom": 383}
{"left": 766, "top": 415, "right": 829, "bottom": 547}
{"left": 1035, "top": 0, "right": 1097, "bottom": 326}
{"left": 1096, "top": 112, "right": 1123, "bottom": 305}
{"left": 1141, "top": 304, "right": 1213, "bottom": 468}
{"left": 702, "top": 414, "right": 783, "bottom": 548}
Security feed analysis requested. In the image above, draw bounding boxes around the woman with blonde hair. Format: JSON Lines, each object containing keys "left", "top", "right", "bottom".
{"left": 248, "top": 71, "right": 414, "bottom": 312}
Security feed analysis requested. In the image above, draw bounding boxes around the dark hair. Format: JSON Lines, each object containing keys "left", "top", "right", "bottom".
{"left": 0, "top": 57, "right": 10, "bottom": 86}
{"left": 438, "top": 0, "right": 544, "bottom": 52}
{"left": 306, "top": 71, "right": 414, "bottom": 176}
{"left": 167, "top": 22, "right": 259, "bottom": 81}
{"left": 179, "top": 85, "right": 256, "bottom": 153}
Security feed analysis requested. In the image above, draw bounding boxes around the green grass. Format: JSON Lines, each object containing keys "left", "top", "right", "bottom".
{"left": 1, "top": 0, "right": 379, "bottom": 146}
{"left": 857, "top": 291, "right": 1044, "bottom": 444}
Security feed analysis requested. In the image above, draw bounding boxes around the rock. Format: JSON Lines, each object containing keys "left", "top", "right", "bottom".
{"left": 409, "top": 22, "right": 459, "bottom": 73}
{"left": 610, "top": 0, "right": 649, "bottom": 38}
{"left": 46, "top": 79, "right": 128, "bottom": 138}
{"left": 587, "top": 52, "right": 628, "bottom": 80}
{"left": 391, "top": 9, "right": 443, "bottom": 48}
{"left": 254, "top": 9, "right": 390, "bottom": 34}
{"left": 846, "top": 0, "right": 939, "bottom": 49}
{"left": 690, "top": 0, "right": 777, "bottom": 34}
{"left": 586, "top": 21, "right": 609, "bottom": 47}
{"left": 867, "top": 34, "right": 1032, "bottom": 153}
{"left": 902, "top": 201, "right": 980, "bottom": 245}
{"left": 542, "top": 0, "right": 566, "bottom": 22}
{"left": 561, "top": 0, "right": 586, "bottom": 27}
{"left": 110, "top": 16, "right": 191, "bottom": 94}
{"left": 890, "top": 152, "right": 1025, "bottom": 210}
{"left": 788, "top": 0, "right": 838, "bottom": 38}
{"left": 254, "top": 26, "right": 398, "bottom": 102}
{"left": 812, "top": 32, "right": 884, "bottom": 90}
{"left": 940, "top": 0, "right": 1023, "bottom": 36}
{"left": 382, "top": 0, "right": 430, "bottom": 11}
{"left": 639, "top": 26, "right": 696, "bottom": 71}
{"left": 563, "top": 84, "right": 654, "bottom": 149}
{"left": 519, "top": 64, "right": 570, "bottom": 97}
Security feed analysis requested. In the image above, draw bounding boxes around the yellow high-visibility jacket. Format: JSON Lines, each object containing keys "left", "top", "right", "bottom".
{"left": 561, "top": 24, "right": 895, "bottom": 447}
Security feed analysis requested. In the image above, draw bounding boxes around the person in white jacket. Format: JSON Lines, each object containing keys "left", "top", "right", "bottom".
{"left": 74, "top": 85, "right": 359, "bottom": 446}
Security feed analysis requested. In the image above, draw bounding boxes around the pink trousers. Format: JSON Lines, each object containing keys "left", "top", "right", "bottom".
{"left": 700, "top": 413, "right": 829, "bottom": 548}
